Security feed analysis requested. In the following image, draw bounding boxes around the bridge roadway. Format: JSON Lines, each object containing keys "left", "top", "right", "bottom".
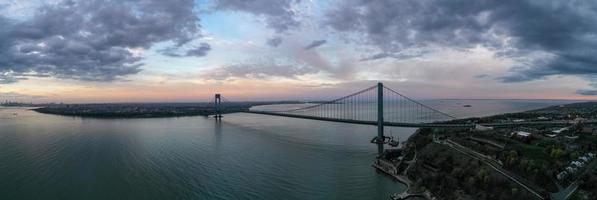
{"left": 243, "top": 111, "right": 597, "bottom": 128}
{"left": 243, "top": 111, "right": 471, "bottom": 128}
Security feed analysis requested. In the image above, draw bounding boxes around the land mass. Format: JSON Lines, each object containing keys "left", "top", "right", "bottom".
{"left": 28, "top": 101, "right": 300, "bottom": 118}
{"left": 381, "top": 102, "right": 597, "bottom": 200}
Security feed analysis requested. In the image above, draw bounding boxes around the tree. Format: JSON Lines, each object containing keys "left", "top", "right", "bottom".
{"left": 511, "top": 187, "right": 519, "bottom": 196}
{"left": 570, "top": 151, "right": 581, "bottom": 160}
{"left": 550, "top": 148, "right": 565, "bottom": 159}
{"left": 504, "top": 150, "right": 519, "bottom": 167}
{"left": 477, "top": 168, "right": 490, "bottom": 187}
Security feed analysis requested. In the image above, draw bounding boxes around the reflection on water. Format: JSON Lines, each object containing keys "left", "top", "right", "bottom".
{"left": 0, "top": 100, "right": 573, "bottom": 199}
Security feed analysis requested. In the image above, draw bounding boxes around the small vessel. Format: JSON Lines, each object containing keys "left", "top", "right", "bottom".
{"left": 463, "top": 104, "right": 472, "bottom": 107}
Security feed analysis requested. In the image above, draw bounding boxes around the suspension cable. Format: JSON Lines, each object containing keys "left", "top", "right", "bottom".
{"left": 276, "top": 84, "right": 378, "bottom": 113}
{"left": 383, "top": 86, "right": 456, "bottom": 119}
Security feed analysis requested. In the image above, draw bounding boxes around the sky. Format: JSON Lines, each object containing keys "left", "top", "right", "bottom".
{"left": 1, "top": 0, "right": 597, "bottom": 103}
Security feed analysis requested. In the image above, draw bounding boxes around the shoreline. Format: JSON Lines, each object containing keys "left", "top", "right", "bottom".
{"left": 373, "top": 128, "right": 433, "bottom": 200}
{"left": 25, "top": 102, "right": 309, "bottom": 119}
{"left": 32, "top": 108, "right": 214, "bottom": 119}
{"left": 376, "top": 101, "right": 597, "bottom": 199}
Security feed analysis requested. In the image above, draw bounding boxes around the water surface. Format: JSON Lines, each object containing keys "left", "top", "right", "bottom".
{"left": 0, "top": 100, "right": 574, "bottom": 199}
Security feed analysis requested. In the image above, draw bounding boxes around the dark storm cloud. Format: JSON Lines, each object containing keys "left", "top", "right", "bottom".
{"left": 201, "top": 63, "right": 318, "bottom": 80}
{"left": 325, "top": 0, "right": 597, "bottom": 83}
{"left": 304, "top": 40, "right": 326, "bottom": 50}
{"left": 326, "top": 0, "right": 500, "bottom": 51}
{"left": 267, "top": 37, "right": 283, "bottom": 47}
{"left": 214, "top": 0, "right": 301, "bottom": 32}
{"left": 0, "top": 0, "right": 206, "bottom": 83}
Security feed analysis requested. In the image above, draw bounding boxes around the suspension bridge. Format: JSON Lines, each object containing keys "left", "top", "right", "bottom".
{"left": 209, "top": 82, "right": 593, "bottom": 200}
{"left": 210, "top": 82, "right": 472, "bottom": 155}
{"left": 207, "top": 82, "right": 586, "bottom": 155}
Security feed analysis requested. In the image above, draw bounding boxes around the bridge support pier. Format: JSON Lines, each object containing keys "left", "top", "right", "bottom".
{"left": 377, "top": 82, "right": 384, "bottom": 156}
{"left": 214, "top": 94, "right": 222, "bottom": 120}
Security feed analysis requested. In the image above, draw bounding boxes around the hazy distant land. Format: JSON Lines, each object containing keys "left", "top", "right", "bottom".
{"left": 29, "top": 102, "right": 299, "bottom": 118}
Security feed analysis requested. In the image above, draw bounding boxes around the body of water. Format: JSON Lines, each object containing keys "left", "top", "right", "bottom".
{"left": 0, "top": 100, "right": 575, "bottom": 199}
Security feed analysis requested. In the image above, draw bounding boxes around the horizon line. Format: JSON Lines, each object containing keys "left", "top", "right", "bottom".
{"left": 2, "top": 98, "right": 592, "bottom": 105}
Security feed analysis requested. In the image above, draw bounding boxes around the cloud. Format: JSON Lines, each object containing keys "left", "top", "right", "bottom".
{"left": 160, "top": 43, "right": 212, "bottom": 57}
{"left": 201, "top": 63, "right": 318, "bottom": 80}
{"left": 324, "top": 0, "right": 597, "bottom": 86}
{"left": 359, "top": 51, "right": 426, "bottom": 61}
{"left": 185, "top": 43, "right": 212, "bottom": 57}
{"left": 0, "top": 0, "right": 206, "bottom": 83}
{"left": 474, "top": 74, "right": 491, "bottom": 79}
{"left": 267, "top": 36, "right": 283, "bottom": 47}
{"left": 577, "top": 89, "right": 597, "bottom": 96}
{"left": 0, "top": 91, "right": 44, "bottom": 99}
{"left": 325, "top": 0, "right": 500, "bottom": 51}
{"left": 359, "top": 53, "right": 392, "bottom": 61}
{"left": 294, "top": 48, "right": 358, "bottom": 80}
{"left": 0, "top": 73, "right": 26, "bottom": 84}
{"left": 304, "top": 40, "right": 327, "bottom": 50}
{"left": 213, "top": 0, "right": 301, "bottom": 32}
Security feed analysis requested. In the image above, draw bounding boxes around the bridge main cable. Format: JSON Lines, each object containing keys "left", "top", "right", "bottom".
{"left": 276, "top": 84, "right": 378, "bottom": 113}
{"left": 382, "top": 86, "right": 457, "bottom": 120}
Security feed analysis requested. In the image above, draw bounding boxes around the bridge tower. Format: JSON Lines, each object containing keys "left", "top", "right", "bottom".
{"left": 214, "top": 94, "right": 223, "bottom": 119}
{"left": 376, "top": 82, "right": 385, "bottom": 156}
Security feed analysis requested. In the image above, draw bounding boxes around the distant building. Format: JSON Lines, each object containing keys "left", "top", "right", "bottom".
{"left": 559, "top": 152, "right": 596, "bottom": 181}
{"left": 572, "top": 117, "right": 585, "bottom": 124}
{"left": 545, "top": 134, "right": 558, "bottom": 138}
{"left": 537, "top": 116, "right": 549, "bottom": 120}
{"left": 511, "top": 131, "right": 531, "bottom": 138}
{"left": 566, "top": 166, "right": 577, "bottom": 174}
{"left": 571, "top": 161, "right": 584, "bottom": 168}
{"left": 581, "top": 126, "right": 597, "bottom": 135}
{"left": 552, "top": 127, "right": 569, "bottom": 134}
{"left": 556, "top": 171, "right": 568, "bottom": 181}
{"left": 474, "top": 124, "right": 493, "bottom": 131}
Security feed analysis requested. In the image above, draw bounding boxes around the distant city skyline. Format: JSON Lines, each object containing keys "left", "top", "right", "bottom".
{"left": 2, "top": 0, "right": 597, "bottom": 103}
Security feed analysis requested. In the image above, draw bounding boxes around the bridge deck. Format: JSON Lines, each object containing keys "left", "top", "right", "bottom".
{"left": 242, "top": 111, "right": 594, "bottom": 128}
{"left": 243, "top": 111, "right": 473, "bottom": 128}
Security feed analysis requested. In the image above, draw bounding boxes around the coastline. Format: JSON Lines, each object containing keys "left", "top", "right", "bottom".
{"left": 373, "top": 128, "right": 433, "bottom": 200}
{"left": 32, "top": 107, "right": 215, "bottom": 119}
{"left": 375, "top": 101, "right": 597, "bottom": 199}
{"left": 25, "top": 102, "right": 312, "bottom": 119}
